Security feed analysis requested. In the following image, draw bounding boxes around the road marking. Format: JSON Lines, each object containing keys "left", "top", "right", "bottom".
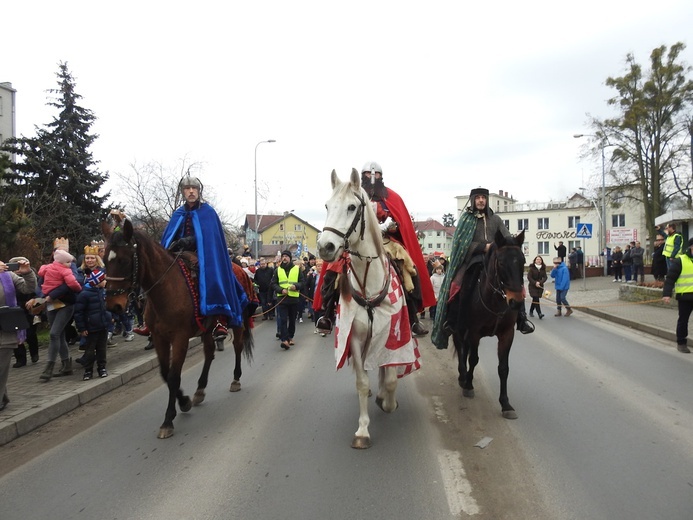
{"left": 437, "top": 449, "right": 481, "bottom": 516}
{"left": 431, "top": 395, "right": 449, "bottom": 423}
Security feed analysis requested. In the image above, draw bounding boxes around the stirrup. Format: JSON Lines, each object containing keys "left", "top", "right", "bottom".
{"left": 213, "top": 323, "right": 228, "bottom": 340}
{"left": 518, "top": 319, "right": 535, "bottom": 335}
{"left": 315, "top": 316, "right": 333, "bottom": 335}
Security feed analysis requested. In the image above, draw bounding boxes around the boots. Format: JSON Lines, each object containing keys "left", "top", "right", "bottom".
{"left": 412, "top": 319, "right": 429, "bottom": 337}
{"left": 54, "top": 358, "right": 73, "bottom": 377}
{"left": 554, "top": 308, "right": 562, "bottom": 317}
{"left": 315, "top": 290, "right": 338, "bottom": 334}
{"left": 516, "top": 306, "right": 535, "bottom": 334}
{"left": 40, "top": 361, "right": 56, "bottom": 381}
{"left": 564, "top": 307, "right": 573, "bottom": 317}
{"left": 13, "top": 344, "right": 28, "bottom": 368}
{"left": 537, "top": 306, "right": 544, "bottom": 319}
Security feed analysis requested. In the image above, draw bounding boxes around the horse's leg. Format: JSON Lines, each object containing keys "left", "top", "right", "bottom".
{"left": 497, "top": 330, "right": 517, "bottom": 419}
{"left": 375, "top": 366, "right": 398, "bottom": 413}
{"left": 158, "top": 337, "right": 192, "bottom": 439}
{"left": 351, "top": 349, "right": 372, "bottom": 449}
{"left": 229, "top": 327, "right": 243, "bottom": 392}
{"left": 462, "top": 335, "right": 480, "bottom": 398}
{"left": 193, "top": 333, "right": 216, "bottom": 405}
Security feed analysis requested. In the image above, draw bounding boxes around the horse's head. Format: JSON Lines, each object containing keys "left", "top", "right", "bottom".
{"left": 101, "top": 219, "right": 137, "bottom": 314}
{"left": 317, "top": 168, "right": 382, "bottom": 262}
{"left": 492, "top": 229, "right": 526, "bottom": 310}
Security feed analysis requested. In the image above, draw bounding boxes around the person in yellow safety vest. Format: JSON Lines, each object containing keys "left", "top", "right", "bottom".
{"left": 271, "top": 250, "right": 305, "bottom": 350}
{"left": 662, "top": 236, "right": 693, "bottom": 353}
{"left": 663, "top": 223, "right": 684, "bottom": 271}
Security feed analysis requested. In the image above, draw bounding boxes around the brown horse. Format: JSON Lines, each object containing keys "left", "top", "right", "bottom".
{"left": 448, "top": 229, "right": 526, "bottom": 419}
{"left": 101, "top": 220, "right": 254, "bottom": 439}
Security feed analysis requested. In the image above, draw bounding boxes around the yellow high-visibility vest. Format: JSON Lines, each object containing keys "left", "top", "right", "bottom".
{"left": 675, "top": 255, "right": 693, "bottom": 294}
{"left": 664, "top": 233, "right": 683, "bottom": 259}
{"left": 276, "top": 266, "right": 300, "bottom": 298}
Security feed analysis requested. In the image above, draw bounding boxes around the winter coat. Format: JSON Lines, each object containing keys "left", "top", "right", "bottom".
{"left": 73, "top": 286, "right": 112, "bottom": 333}
{"left": 611, "top": 250, "right": 623, "bottom": 266}
{"left": 430, "top": 272, "right": 445, "bottom": 300}
{"left": 38, "top": 261, "right": 82, "bottom": 294}
{"left": 0, "top": 270, "right": 37, "bottom": 349}
{"left": 622, "top": 248, "right": 632, "bottom": 266}
{"left": 550, "top": 262, "right": 571, "bottom": 291}
{"left": 527, "top": 264, "right": 548, "bottom": 299}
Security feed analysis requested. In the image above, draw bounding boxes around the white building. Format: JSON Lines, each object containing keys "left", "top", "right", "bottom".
{"left": 456, "top": 189, "right": 648, "bottom": 266}
{"left": 0, "top": 82, "right": 17, "bottom": 149}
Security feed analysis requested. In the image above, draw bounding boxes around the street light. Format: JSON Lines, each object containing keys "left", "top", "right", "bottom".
{"left": 574, "top": 134, "right": 608, "bottom": 276}
{"left": 254, "top": 139, "right": 276, "bottom": 259}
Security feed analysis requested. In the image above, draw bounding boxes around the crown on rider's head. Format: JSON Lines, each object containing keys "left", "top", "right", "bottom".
{"left": 84, "top": 245, "right": 100, "bottom": 256}
{"left": 92, "top": 239, "right": 105, "bottom": 250}
{"left": 53, "top": 237, "right": 69, "bottom": 251}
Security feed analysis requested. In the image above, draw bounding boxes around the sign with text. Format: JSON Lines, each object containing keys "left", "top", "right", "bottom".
{"left": 607, "top": 228, "right": 638, "bottom": 244}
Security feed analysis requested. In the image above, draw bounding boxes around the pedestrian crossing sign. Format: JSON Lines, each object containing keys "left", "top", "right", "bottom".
{"left": 576, "top": 223, "right": 593, "bottom": 238}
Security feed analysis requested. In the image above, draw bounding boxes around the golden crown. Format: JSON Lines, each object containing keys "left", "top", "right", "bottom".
{"left": 91, "top": 240, "right": 105, "bottom": 249}
{"left": 84, "top": 245, "right": 100, "bottom": 255}
{"left": 53, "top": 237, "right": 69, "bottom": 251}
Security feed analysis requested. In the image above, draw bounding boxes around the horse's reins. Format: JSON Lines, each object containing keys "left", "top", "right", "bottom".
{"left": 476, "top": 245, "right": 524, "bottom": 335}
{"left": 322, "top": 189, "right": 391, "bottom": 348}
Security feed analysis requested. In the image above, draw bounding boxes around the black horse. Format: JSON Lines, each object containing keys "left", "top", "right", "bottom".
{"left": 448, "top": 229, "right": 526, "bottom": 419}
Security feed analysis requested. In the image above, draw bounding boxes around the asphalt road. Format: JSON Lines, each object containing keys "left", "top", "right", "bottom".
{"left": 0, "top": 313, "right": 691, "bottom": 519}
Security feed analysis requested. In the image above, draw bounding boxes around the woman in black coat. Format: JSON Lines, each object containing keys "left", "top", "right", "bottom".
{"left": 527, "top": 255, "right": 548, "bottom": 319}
{"left": 611, "top": 246, "right": 623, "bottom": 282}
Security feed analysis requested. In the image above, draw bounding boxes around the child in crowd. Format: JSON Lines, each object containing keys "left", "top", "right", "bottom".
{"left": 429, "top": 263, "right": 444, "bottom": 321}
{"left": 73, "top": 269, "right": 111, "bottom": 380}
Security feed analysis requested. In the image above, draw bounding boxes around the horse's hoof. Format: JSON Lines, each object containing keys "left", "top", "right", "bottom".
{"left": 463, "top": 388, "right": 475, "bottom": 398}
{"left": 351, "top": 436, "right": 371, "bottom": 449}
{"left": 368, "top": 388, "right": 372, "bottom": 397}
{"left": 375, "top": 397, "right": 398, "bottom": 413}
{"left": 179, "top": 396, "right": 192, "bottom": 413}
{"left": 192, "top": 390, "right": 205, "bottom": 406}
{"left": 216, "top": 339, "right": 225, "bottom": 351}
{"left": 158, "top": 426, "right": 174, "bottom": 439}
{"left": 229, "top": 380, "right": 241, "bottom": 392}
{"left": 502, "top": 409, "right": 518, "bottom": 420}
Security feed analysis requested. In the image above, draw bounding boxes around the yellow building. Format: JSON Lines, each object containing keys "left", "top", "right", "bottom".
{"left": 244, "top": 212, "right": 321, "bottom": 260}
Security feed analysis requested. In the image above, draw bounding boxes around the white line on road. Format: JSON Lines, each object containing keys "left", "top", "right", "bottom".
{"left": 437, "top": 449, "right": 481, "bottom": 516}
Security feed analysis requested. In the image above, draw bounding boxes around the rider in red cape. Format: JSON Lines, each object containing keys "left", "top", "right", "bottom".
{"left": 161, "top": 175, "right": 248, "bottom": 339}
{"left": 314, "top": 161, "right": 435, "bottom": 336}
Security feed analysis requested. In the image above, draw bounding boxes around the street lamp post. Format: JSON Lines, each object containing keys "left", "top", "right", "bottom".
{"left": 254, "top": 139, "right": 276, "bottom": 259}
{"left": 574, "top": 134, "right": 608, "bottom": 276}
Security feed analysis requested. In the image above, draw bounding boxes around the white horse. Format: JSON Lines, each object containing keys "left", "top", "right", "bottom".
{"left": 317, "top": 168, "right": 420, "bottom": 449}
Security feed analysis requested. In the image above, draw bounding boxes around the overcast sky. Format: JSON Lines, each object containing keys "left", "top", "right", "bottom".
{"left": 4, "top": 1, "right": 693, "bottom": 229}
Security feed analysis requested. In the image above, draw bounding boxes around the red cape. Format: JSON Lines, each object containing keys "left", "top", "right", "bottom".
{"left": 313, "top": 188, "right": 436, "bottom": 312}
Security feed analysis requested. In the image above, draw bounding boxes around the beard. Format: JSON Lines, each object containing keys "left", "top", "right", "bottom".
{"left": 362, "top": 175, "right": 388, "bottom": 200}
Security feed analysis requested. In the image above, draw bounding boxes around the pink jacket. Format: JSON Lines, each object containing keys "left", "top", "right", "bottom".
{"left": 38, "top": 261, "right": 82, "bottom": 295}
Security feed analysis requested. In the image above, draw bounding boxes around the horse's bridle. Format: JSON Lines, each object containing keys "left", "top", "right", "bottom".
{"left": 322, "top": 190, "right": 368, "bottom": 255}
{"left": 477, "top": 244, "right": 524, "bottom": 318}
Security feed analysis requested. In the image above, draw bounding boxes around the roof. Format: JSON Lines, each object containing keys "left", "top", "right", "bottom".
{"left": 245, "top": 213, "right": 321, "bottom": 233}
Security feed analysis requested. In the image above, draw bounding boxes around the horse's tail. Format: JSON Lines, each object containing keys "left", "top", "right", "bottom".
{"left": 241, "top": 309, "right": 254, "bottom": 363}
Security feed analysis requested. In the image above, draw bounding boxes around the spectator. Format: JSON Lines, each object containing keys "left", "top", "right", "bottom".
{"left": 651, "top": 236, "right": 667, "bottom": 282}
{"left": 611, "top": 246, "right": 623, "bottom": 282}
{"left": 568, "top": 248, "right": 578, "bottom": 280}
{"left": 37, "top": 244, "right": 83, "bottom": 381}
{"left": 429, "top": 263, "right": 444, "bottom": 321}
{"left": 551, "top": 257, "right": 572, "bottom": 317}
{"left": 527, "top": 255, "right": 547, "bottom": 319}
{"left": 0, "top": 257, "right": 37, "bottom": 411}
{"left": 554, "top": 241, "right": 566, "bottom": 263}
{"left": 663, "top": 223, "right": 683, "bottom": 271}
{"left": 622, "top": 244, "right": 633, "bottom": 283}
{"left": 10, "top": 257, "right": 40, "bottom": 367}
{"left": 254, "top": 258, "right": 275, "bottom": 320}
{"left": 73, "top": 269, "right": 111, "bottom": 379}
{"left": 630, "top": 240, "right": 645, "bottom": 283}
{"left": 576, "top": 246, "right": 584, "bottom": 278}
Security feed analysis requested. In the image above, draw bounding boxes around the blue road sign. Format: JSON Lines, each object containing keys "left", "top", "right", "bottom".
{"left": 576, "top": 223, "right": 593, "bottom": 239}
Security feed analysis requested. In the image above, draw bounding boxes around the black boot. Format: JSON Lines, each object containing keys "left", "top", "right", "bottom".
{"left": 516, "top": 306, "right": 535, "bottom": 334}
{"left": 316, "top": 271, "right": 339, "bottom": 334}
{"left": 13, "top": 345, "right": 27, "bottom": 368}
{"left": 40, "top": 361, "right": 56, "bottom": 381}
{"left": 54, "top": 357, "right": 73, "bottom": 377}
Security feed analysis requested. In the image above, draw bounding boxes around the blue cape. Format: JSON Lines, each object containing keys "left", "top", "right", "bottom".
{"left": 161, "top": 203, "right": 247, "bottom": 327}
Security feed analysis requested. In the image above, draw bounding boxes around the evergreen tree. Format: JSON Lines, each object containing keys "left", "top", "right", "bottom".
{"left": 1, "top": 62, "right": 109, "bottom": 258}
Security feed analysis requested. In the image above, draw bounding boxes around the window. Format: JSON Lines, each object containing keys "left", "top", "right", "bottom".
{"left": 538, "top": 242, "right": 549, "bottom": 255}
{"left": 537, "top": 217, "right": 549, "bottom": 230}
{"left": 436, "top": 243, "right": 442, "bottom": 249}
{"left": 279, "top": 224, "right": 284, "bottom": 231}
{"left": 612, "top": 214, "right": 625, "bottom": 227}
{"left": 517, "top": 218, "right": 528, "bottom": 231}
{"left": 294, "top": 224, "right": 302, "bottom": 231}
{"left": 568, "top": 240, "right": 580, "bottom": 251}
{"left": 568, "top": 216, "right": 580, "bottom": 228}
{"left": 503, "top": 219, "right": 510, "bottom": 230}
{"left": 436, "top": 231, "right": 441, "bottom": 237}
{"left": 427, "top": 243, "right": 433, "bottom": 250}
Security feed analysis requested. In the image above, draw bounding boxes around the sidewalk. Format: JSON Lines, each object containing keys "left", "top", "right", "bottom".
{"left": 0, "top": 276, "right": 683, "bottom": 446}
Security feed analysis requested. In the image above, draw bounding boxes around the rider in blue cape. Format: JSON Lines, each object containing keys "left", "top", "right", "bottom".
{"left": 161, "top": 175, "right": 248, "bottom": 339}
